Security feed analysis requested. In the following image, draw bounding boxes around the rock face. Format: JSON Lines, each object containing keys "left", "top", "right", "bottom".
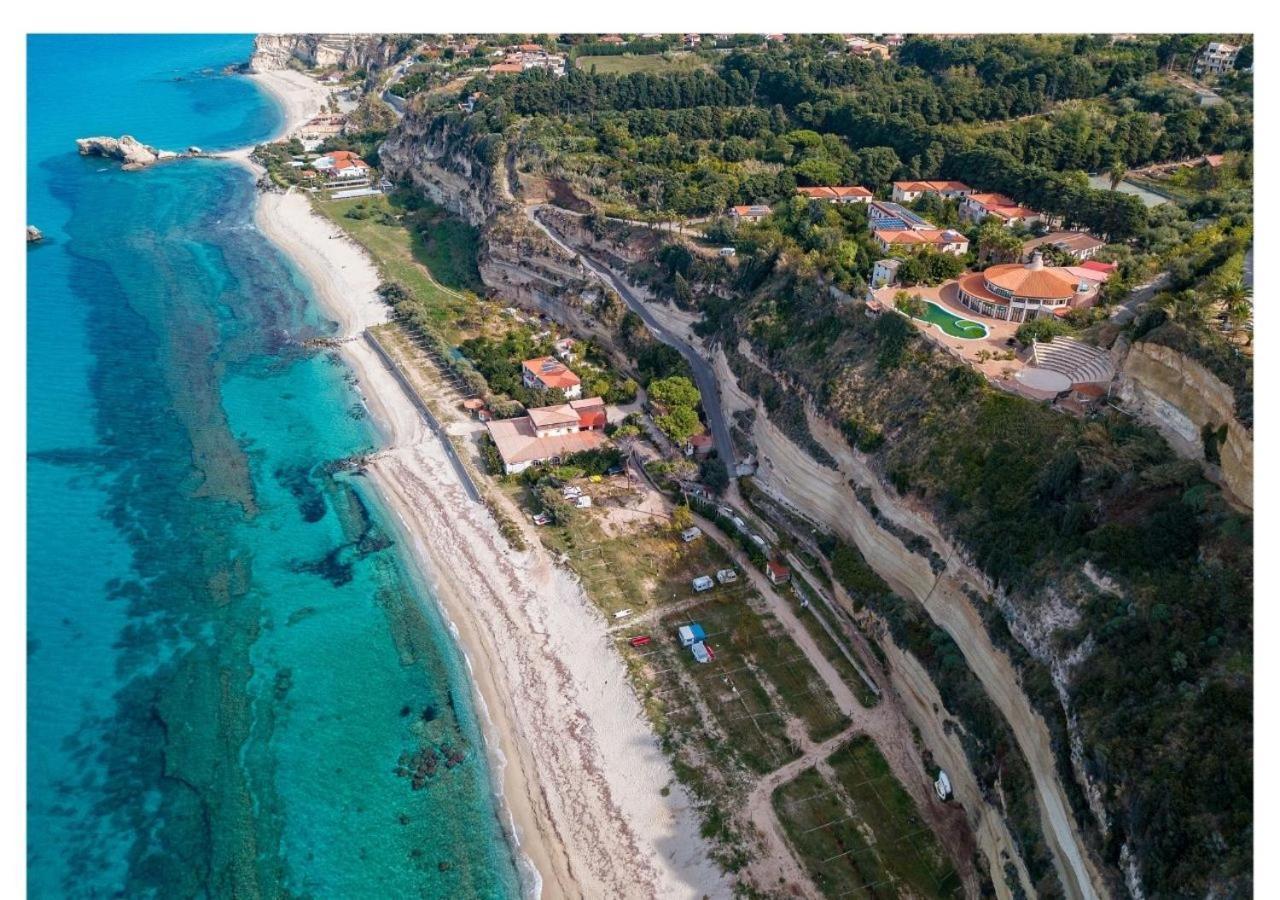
{"left": 249, "top": 34, "right": 409, "bottom": 74}
{"left": 1117, "top": 338, "right": 1253, "bottom": 508}
{"left": 27, "top": 225, "right": 43, "bottom": 243}
{"left": 76, "top": 135, "right": 177, "bottom": 170}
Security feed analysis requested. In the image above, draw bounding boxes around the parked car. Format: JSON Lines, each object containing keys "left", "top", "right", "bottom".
{"left": 605, "top": 464, "right": 625, "bottom": 476}
{"left": 532, "top": 512, "right": 551, "bottom": 526}
{"left": 629, "top": 635, "right": 651, "bottom": 647}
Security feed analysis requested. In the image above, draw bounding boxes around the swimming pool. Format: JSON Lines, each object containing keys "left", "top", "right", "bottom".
{"left": 914, "top": 301, "right": 988, "bottom": 340}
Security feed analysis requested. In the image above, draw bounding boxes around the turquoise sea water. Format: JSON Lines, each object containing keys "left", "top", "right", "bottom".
{"left": 27, "top": 35, "right": 521, "bottom": 897}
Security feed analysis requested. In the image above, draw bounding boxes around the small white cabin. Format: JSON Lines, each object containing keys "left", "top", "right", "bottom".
{"left": 691, "top": 575, "right": 715, "bottom": 593}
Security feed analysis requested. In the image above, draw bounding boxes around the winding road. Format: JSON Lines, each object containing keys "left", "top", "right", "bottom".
{"left": 525, "top": 205, "right": 740, "bottom": 479}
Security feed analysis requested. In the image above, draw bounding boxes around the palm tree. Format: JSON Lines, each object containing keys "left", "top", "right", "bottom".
{"left": 1108, "top": 159, "right": 1127, "bottom": 191}
{"left": 1225, "top": 299, "right": 1252, "bottom": 341}
{"left": 1218, "top": 279, "right": 1251, "bottom": 309}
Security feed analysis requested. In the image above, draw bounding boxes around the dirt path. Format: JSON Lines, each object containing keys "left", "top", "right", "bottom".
{"left": 744, "top": 722, "right": 864, "bottom": 898}
{"left": 689, "top": 513, "right": 980, "bottom": 896}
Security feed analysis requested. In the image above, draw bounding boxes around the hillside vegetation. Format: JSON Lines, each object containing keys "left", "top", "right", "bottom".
{"left": 393, "top": 31, "right": 1253, "bottom": 898}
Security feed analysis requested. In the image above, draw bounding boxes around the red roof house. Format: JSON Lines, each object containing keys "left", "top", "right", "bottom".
{"left": 766, "top": 561, "right": 791, "bottom": 585}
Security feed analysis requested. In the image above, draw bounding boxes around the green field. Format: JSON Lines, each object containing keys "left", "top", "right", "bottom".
{"left": 773, "top": 736, "right": 963, "bottom": 898}
{"left": 315, "top": 194, "right": 476, "bottom": 340}
{"left": 657, "top": 593, "right": 849, "bottom": 756}
{"left": 575, "top": 52, "right": 712, "bottom": 75}
{"left": 914, "top": 302, "right": 988, "bottom": 340}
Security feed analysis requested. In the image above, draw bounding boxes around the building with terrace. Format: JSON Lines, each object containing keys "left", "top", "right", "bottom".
{"left": 960, "top": 192, "right": 1042, "bottom": 228}
{"left": 312, "top": 150, "right": 370, "bottom": 180}
{"left": 796, "top": 185, "right": 872, "bottom": 204}
{"left": 1195, "top": 41, "right": 1241, "bottom": 76}
{"left": 891, "top": 180, "right": 974, "bottom": 203}
{"left": 1022, "top": 231, "right": 1106, "bottom": 261}
{"left": 874, "top": 228, "right": 969, "bottom": 256}
{"left": 955, "top": 252, "right": 1097, "bottom": 323}
{"left": 522, "top": 356, "right": 583, "bottom": 399}
{"left": 485, "top": 397, "right": 608, "bottom": 475}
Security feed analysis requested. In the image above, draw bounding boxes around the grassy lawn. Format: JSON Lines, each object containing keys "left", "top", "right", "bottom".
{"left": 575, "top": 52, "right": 713, "bottom": 75}
{"left": 314, "top": 194, "right": 476, "bottom": 341}
{"left": 773, "top": 736, "right": 963, "bottom": 898}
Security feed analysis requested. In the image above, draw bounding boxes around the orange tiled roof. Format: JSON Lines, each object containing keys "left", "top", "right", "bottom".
{"left": 968, "top": 192, "right": 1038, "bottom": 220}
{"left": 523, "top": 357, "right": 581, "bottom": 390}
{"left": 874, "top": 228, "right": 967, "bottom": 248}
{"left": 797, "top": 185, "right": 872, "bottom": 200}
{"left": 894, "top": 179, "right": 971, "bottom": 193}
{"left": 982, "top": 262, "right": 1078, "bottom": 300}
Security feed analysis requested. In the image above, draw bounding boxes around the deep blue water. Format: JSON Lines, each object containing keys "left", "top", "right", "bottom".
{"left": 27, "top": 34, "right": 520, "bottom": 897}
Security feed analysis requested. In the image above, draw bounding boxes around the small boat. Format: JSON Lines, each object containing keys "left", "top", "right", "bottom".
{"left": 629, "top": 635, "right": 651, "bottom": 647}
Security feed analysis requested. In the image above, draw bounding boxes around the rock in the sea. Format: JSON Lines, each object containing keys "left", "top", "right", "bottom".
{"left": 76, "top": 135, "right": 165, "bottom": 170}
{"left": 27, "top": 225, "right": 43, "bottom": 243}
{"left": 188, "top": 146, "right": 203, "bottom": 156}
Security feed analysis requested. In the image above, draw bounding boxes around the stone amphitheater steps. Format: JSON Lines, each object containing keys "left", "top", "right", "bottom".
{"left": 1030, "top": 336, "right": 1114, "bottom": 384}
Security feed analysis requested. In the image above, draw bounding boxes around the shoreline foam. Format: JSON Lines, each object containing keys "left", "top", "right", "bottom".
{"left": 238, "top": 65, "right": 728, "bottom": 900}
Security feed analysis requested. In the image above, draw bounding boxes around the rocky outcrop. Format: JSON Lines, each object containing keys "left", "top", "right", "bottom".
{"left": 380, "top": 112, "right": 506, "bottom": 225}
{"left": 27, "top": 225, "right": 43, "bottom": 243}
{"left": 76, "top": 135, "right": 184, "bottom": 170}
{"left": 75, "top": 136, "right": 207, "bottom": 171}
{"left": 1116, "top": 338, "right": 1253, "bottom": 508}
{"left": 249, "top": 34, "right": 410, "bottom": 74}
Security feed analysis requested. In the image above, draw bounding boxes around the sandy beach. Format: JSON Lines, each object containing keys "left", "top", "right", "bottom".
{"left": 241, "top": 68, "right": 728, "bottom": 899}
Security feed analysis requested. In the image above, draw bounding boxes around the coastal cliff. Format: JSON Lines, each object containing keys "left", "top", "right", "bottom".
{"left": 1117, "top": 337, "right": 1253, "bottom": 508}
{"left": 375, "top": 93, "right": 1250, "bottom": 899}
{"left": 380, "top": 112, "right": 605, "bottom": 316}
{"left": 249, "top": 34, "right": 411, "bottom": 74}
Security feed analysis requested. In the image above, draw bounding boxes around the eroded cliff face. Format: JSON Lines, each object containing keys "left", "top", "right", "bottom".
{"left": 379, "top": 113, "right": 500, "bottom": 225}
{"left": 380, "top": 113, "right": 607, "bottom": 319}
{"left": 1117, "top": 339, "right": 1253, "bottom": 508}
{"left": 249, "top": 34, "right": 409, "bottom": 74}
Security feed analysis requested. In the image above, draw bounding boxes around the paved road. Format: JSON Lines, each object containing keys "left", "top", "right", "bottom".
{"left": 526, "top": 205, "right": 739, "bottom": 479}
{"left": 1111, "top": 272, "right": 1169, "bottom": 325}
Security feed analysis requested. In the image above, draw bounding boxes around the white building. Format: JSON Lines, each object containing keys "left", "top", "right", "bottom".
{"left": 312, "top": 150, "right": 370, "bottom": 180}
{"left": 485, "top": 397, "right": 607, "bottom": 474}
{"left": 1194, "top": 42, "right": 1241, "bottom": 77}
{"left": 871, "top": 258, "right": 901, "bottom": 288}
{"left": 891, "top": 180, "right": 974, "bottom": 203}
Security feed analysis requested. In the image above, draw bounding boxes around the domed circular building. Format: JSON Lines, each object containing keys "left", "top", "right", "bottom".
{"left": 956, "top": 253, "right": 1095, "bottom": 323}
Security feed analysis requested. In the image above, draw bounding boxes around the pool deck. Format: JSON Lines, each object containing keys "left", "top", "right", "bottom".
{"left": 868, "top": 283, "right": 1029, "bottom": 381}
